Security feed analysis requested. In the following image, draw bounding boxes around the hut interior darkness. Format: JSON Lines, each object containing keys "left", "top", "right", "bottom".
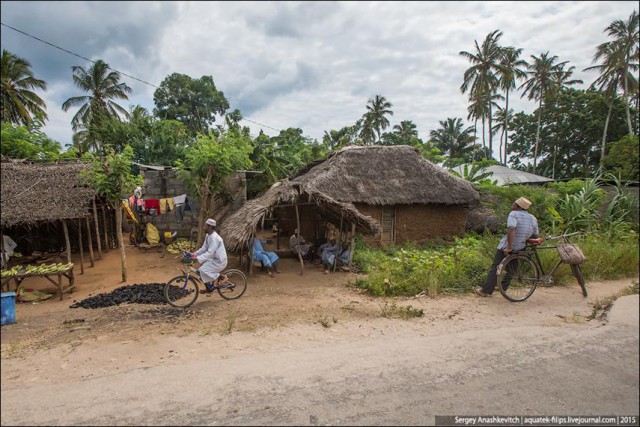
{"left": 1, "top": 161, "right": 116, "bottom": 278}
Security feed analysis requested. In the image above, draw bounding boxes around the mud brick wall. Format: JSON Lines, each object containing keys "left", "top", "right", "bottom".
{"left": 355, "top": 203, "right": 468, "bottom": 246}
{"left": 140, "top": 169, "right": 200, "bottom": 238}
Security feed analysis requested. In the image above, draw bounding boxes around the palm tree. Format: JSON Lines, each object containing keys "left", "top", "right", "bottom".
{"left": 364, "top": 95, "right": 393, "bottom": 143}
{"left": 585, "top": 44, "right": 639, "bottom": 163}
{"left": 1, "top": 50, "right": 48, "bottom": 126}
{"left": 492, "top": 106, "right": 514, "bottom": 166}
{"left": 429, "top": 117, "right": 475, "bottom": 159}
{"left": 392, "top": 120, "right": 418, "bottom": 140}
{"left": 358, "top": 115, "right": 376, "bottom": 145}
{"left": 520, "top": 52, "right": 565, "bottom": 174}
{"left": 62, "top": 59, "right": 132, "bottom": 134}
{"left": 598, "top": 10, "right": 639, "bottom": 135}
{"left": 495, "top": 46, "right": 528, "bottom": 165}
{"left": 460, "top": 30, "right": 503, "bottom": 156}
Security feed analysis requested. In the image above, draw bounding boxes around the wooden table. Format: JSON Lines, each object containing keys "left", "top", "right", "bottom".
{"left": 1, "top": 267, "right": 75, "bottom": 301}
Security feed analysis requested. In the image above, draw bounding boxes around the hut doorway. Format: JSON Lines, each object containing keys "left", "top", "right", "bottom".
{"left": 381, "top": 207, "right": 395, "bottom": 244}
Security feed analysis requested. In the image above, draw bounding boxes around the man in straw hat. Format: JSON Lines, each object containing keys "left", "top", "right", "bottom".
{"left": 188, "top": 218, "right": 228, "bottom": 291}
{"left": 475, "top": 197, "right": 539, "bottom": 297}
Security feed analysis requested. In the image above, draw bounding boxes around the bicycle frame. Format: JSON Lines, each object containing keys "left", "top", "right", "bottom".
{"left": 519, "top": 232, "right": 581, "bottom": 284}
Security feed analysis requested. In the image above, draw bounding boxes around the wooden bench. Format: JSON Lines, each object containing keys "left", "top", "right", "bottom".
{"left": 1, "top": 267, "right": 75, "bottom": 301}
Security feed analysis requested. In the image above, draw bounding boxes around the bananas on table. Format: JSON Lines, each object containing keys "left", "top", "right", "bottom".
{"left": 1, "top": 263, "right": 74, "bottom": 277}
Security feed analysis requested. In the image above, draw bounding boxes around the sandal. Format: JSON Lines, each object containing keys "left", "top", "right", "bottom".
{"left": 268, "top": 271, "right": 274, "bottom": 278}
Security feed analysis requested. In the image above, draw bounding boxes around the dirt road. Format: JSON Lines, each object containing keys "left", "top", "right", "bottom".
{"left": 1, "top": 293, "right": 637, "bottom": 425}
{"left": 1, "top": 250, "right": 638, "bottom": 426}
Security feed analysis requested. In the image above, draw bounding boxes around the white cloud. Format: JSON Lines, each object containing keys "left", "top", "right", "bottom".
{"left": 1, "top": 0, "right": 637, "bottom": 159}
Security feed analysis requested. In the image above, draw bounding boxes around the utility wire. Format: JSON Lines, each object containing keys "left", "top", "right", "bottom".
{"left": 1, "top": 22, "right": 284, "bottom": 133}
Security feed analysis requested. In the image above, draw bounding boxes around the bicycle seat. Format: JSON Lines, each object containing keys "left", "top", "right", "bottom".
{"left": 527, "top": 238, "right": 544, "bottom": 245}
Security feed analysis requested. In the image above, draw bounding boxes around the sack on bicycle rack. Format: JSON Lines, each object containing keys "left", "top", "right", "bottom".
{"left": 557, "top": 243, "right": 586, "bottom": 265}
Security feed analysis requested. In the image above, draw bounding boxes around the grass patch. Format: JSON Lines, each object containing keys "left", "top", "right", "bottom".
{"left": 317, "top": 315, "right": 338, "bottom": 328}
{"left": 353, "top": 232, "right": 638, "bottom": 297}
{"left": 588, "top": 280, "right": 639, "bottom": 321}
{"left": 379, "top": 300, "right": 425, "bottom": 320}
{"left": 223, "top": 312, "right": 237, "bottom": 335}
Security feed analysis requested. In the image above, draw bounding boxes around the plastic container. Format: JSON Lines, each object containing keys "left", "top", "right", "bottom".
{"left": 1, "top": 291, "right": 17, "bottom": 326}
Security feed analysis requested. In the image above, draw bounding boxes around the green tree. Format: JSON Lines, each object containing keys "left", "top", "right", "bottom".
{"left": 364, "top": 95, "right": 393, "bottom": 143}
{"left": 177, "top": 129, "right": 253, "bottom": 245}
{"left": 495, "top": 46, "right": 528, "bottom": 164}
{"left": 604, "top": 134, "right": 640, "bottom": 181}
{"left": 460, "top": 30, "right": 503, "bottom": 157}
{"left": 429, "top": 117, "right": 475, "bottom": 160}
{"left": 81, "top": 146, "right": 142, "bottom": 282}
{"left": 520, "top": 52, "right": 574, "bottom": 174}
{"left": 1, "top": 121, "right": 62, "bottom": 159}
{"left": 153, "top": 73, "right": 230, "bottom": 136}
{"left": 1, "top": 49, "right": 48, "bottom": 126}
{"left": 62, "top": 60, "right": 132, "bottom": 135}
{"left": 598, "top": 10, "right": 639, "bottom": 135}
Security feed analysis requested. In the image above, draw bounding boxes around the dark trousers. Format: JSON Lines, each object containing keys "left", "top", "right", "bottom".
{"left": 482, "top": 249, "right": 509, "bottom": 295}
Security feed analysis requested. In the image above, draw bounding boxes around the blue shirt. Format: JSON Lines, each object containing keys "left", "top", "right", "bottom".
{"left": 497, "top": 210, "right": 539, "bottom": 251}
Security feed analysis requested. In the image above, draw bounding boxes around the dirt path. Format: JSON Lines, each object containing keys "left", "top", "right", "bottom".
{"left": 1, "top": 243, "right": 638, "bottom": 390}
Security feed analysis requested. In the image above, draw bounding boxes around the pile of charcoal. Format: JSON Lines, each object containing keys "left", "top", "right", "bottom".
{"left": 70, "top": 283, "right": 174, "bottom": 309}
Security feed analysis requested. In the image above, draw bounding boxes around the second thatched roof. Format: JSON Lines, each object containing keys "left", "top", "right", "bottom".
{"left": 218, "top": 180, "right": 380, "bottom": 253}
{"left": 1, "top": 161, "right": 97, "bottom": 228}
{"left": 292, "top": 145, "right": 479, "bottom": 205}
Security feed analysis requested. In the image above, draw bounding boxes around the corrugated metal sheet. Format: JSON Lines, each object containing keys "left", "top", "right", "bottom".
{"left": 452, "top": 164, "right": 553, "bottom": 186}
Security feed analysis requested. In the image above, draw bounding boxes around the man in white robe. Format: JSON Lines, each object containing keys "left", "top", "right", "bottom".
{"left": 189, "top": 219, "right": 227, "bottom": 289}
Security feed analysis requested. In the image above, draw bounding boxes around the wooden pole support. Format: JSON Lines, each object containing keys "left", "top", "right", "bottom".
{"left": 62, "top": 220, "right": 72, "bottom": 264}
{"left": 85, "top": 216, "right": 95, "bottom": 267}
{"left": 92, "top": 198, "right": 102, "bottom": 259}
{"left": 78, "top": 218, "right": 85, "bottom": 275}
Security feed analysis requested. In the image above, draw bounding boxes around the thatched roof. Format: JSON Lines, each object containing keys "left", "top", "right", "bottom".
{"left": 218, "top": 180, "right": 381, "bottom": 253}
{"left": 292, "top": 145, "right": 479, "bottom": 205}
{"left": 1, "top": 161, "right": 96, "bottom": 228}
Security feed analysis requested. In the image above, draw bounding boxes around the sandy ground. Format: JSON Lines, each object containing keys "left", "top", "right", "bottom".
{"left": 1, "top": 238, "right": 638, "bottom": 392}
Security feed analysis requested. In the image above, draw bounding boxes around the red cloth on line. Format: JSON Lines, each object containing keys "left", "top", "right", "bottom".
{"left": 145, "top": 199, "right": 160, "bottom": 213}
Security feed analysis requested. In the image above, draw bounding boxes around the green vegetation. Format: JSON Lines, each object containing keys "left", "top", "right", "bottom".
{"left": 353, "top": 179, "right": 638, "bottom": 297}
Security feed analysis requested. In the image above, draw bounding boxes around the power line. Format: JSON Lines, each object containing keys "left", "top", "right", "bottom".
{"left": 1, "top": 22, "right": 284, "bottom": 134}
{"left": 1, "top": 22, "right": 159, "bottom": 89}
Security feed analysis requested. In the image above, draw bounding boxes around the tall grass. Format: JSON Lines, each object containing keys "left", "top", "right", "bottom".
{"left": 352, "top": 232, "right": 638, "bottom": 297}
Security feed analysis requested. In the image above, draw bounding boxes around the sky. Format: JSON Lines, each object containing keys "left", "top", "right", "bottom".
{"left": 1, "top": 1, "right": 638, "bottom": 159}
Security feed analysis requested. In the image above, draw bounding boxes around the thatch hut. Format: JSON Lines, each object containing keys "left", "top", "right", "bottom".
{"left": 1, "top": 160, "right": 114, "bottom": 273}
{"left": 218, "top": 180, "right": 381, "bottom": 274}
{"left": 288, "top": 145, "right": 479, "bottom": 245}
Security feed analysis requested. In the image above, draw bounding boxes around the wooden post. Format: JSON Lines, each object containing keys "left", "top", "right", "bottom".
{"left": 249, "top": 233, "right": 254, "bottom": 277}
{"left": 348, "top": 222, "right": 356, "bottom": 267}
{"left": 294, "top": 204, "right": 304, "bottom": 275}
{"left": 78, "top": 219, "right": 85, "bottom": 275}
{"left": 62, "top": 220, "right": 72, "bottom": 264}
{"left": 92, "top": 198, "right": 102, "bottom": 259}
{"left": 1, "top": 230, "right": 7, "bottom": 267}
{"left": 85, "top": 216, "right": 95, "bottom": 267}
{"left": 101, "top": 205, "right": 109, "bottom": 253}
{"left": 333, "top": 212, "right": 343, "bottom": 273}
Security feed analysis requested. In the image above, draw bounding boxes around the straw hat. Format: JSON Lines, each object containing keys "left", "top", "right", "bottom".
{"left": 514, "top": 197, "right": 532, "bottom": 210}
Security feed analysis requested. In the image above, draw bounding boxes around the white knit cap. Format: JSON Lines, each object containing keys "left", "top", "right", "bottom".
{"left": 205, "top": 218, "right": 216, "bottom": 226}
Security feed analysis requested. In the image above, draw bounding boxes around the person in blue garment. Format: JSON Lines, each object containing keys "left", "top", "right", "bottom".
{"left": 252, "top": 229, "right": 280, "bottom": 277}
{"left": 322, "top": 241, "right": 351, "bottom": 274}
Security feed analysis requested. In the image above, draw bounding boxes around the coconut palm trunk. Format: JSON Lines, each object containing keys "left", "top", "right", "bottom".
{"left": 533, "top": 97, "right": 543, "bottom": 174}
{"left": 504, "top": 87, "right": 510, "bottom": 165}
{"left": 601, "top": 101, "right": 613, "bottom": 165}
{"left": 623, "top": 63, "right": 634, "bottom": 135}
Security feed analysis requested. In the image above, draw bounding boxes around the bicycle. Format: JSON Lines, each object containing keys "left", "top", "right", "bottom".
{"left": 164, "top": 253, "right": 248, "bottom": 308}
{"left": 496, "top": 231, "right": 587, "bottom": 302}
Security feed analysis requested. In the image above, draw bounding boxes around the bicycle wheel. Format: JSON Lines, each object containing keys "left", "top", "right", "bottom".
{"left": 217, "top": 269, "right": 248, "bottom": 300}
{"left": 165, "top": 275, "right": 199, "bottom": 308}
{"left": 497, "top": 254, "right": 539, "bottom": 302}
{"left": 571, "top": 264, "right": 588, "bottom": 297}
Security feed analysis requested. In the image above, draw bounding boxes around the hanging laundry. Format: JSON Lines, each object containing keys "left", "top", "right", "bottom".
{"left": 145, "top": 199, "right": 160, "bottom": 215}
{"left": 136, "top": 198, "right": 145, "bottom": 213}
{"left": 160, "top": 198, "right": 174, "bottom": 214}
{"left": 173, "top": 194, "right": 187, "bottom": 206}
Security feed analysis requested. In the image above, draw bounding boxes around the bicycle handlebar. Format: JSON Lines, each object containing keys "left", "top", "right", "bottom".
{"left": 545, "top": 231, "right": 582, "bottom": 240}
